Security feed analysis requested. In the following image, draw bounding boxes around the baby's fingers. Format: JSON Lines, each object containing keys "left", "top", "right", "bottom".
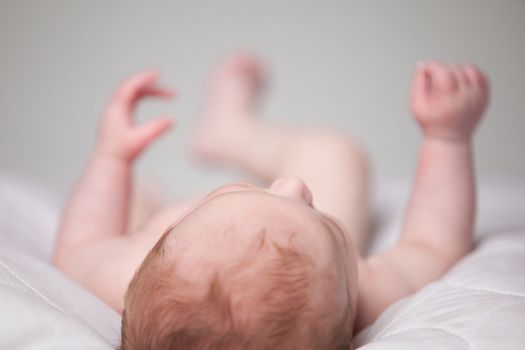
{"left": 106, "top": 70, "right": 174, "bottom": 117}
{"left": 411, "top": 63, "right": 430, "bottom": 102}
{"left": 113, "top": 70, "right": 158, "bottom": 105}
{"left": 463, "top": 65, "right": 490, "bottom": 93}
{"left": 141, "top": 85, "right": 175, "bottom": 99}
{"left": 128, "top": 116, "right": 174, "bottom": 157}
{"left": 424, "top": 61, "right": 457, "bottom": 94}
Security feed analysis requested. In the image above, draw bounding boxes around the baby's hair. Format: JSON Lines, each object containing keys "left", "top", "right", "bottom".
{"left": 118, "top": 226, "right": 353, "bottom": 350}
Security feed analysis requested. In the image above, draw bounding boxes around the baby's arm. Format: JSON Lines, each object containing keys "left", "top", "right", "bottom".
{"left": 53, "top": 71, "right": 174, "bottom": 272}
{"left": 356, "top": 62, "right": 489, "bottom": 330}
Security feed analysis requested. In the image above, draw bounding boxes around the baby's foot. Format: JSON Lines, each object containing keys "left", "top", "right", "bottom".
{"left": 191, "top": 53, "right": 265, "bottom": 163}
{"left": 410, "top": 61, "right": 490, "bottom": 141}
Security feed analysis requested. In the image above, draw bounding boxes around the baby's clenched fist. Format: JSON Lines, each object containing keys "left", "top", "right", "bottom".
{"left": 410, "top": 61, "right": 489, "bottom": 141}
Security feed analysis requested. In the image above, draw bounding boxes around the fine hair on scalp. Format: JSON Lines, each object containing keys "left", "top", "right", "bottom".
{"left": 118, "top": 225, "right": 354, "bottom": 350}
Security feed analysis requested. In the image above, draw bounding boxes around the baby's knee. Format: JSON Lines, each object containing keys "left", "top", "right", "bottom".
{"left": 313, "top": 128, "right": 369, "bottom": 170}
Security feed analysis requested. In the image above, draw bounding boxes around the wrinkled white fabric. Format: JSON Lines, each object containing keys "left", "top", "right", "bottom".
{"left": 0, "top": 172, "right": 120, "bottom": 349}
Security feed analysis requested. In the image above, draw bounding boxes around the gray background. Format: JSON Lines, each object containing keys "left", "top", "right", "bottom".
{"left": 1, "top": 0, "right": 524, "bottom": 198}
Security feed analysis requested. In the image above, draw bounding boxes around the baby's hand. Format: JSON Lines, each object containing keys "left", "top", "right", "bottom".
{"left": 98, "top": 71, "right": 175, "bottom": 160}
{"left": 410, "top": 61, "right": 490, "bottom": 141}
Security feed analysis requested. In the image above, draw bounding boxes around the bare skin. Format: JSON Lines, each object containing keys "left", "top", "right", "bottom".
{"left": 52, "top": 55, "right": 489, "bottom": 337}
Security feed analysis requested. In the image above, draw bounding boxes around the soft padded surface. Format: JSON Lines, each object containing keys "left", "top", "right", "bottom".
{"left": 0, "top": 173, "right": 120, "bottom": 349}
{"left": 0, "top": 173, "right": 524, "bottom": 349}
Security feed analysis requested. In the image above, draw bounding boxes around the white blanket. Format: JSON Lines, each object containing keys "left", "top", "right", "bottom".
{"left": 0, "top": 172, "right": 523, "bottom": 349}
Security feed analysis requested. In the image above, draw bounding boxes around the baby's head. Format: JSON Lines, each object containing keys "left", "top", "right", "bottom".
{"left": 120, "top": 178, "right": 358, "bottom": 349}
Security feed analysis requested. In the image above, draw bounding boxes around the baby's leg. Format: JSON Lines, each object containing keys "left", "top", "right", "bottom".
{"left": 192, "top": 54, "right": 369, "bottom": 253}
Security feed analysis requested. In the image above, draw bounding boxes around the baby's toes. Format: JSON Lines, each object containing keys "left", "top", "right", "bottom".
{"left": 426, "top": 61, "right": 457, "bottom": 94}
{"left": 216, "top": 53, "right": 261, "bottom": 79}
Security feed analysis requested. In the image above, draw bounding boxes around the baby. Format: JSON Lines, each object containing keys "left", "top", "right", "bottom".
{"left": 52, "top": 54, "right": 490, "bottom": 349}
